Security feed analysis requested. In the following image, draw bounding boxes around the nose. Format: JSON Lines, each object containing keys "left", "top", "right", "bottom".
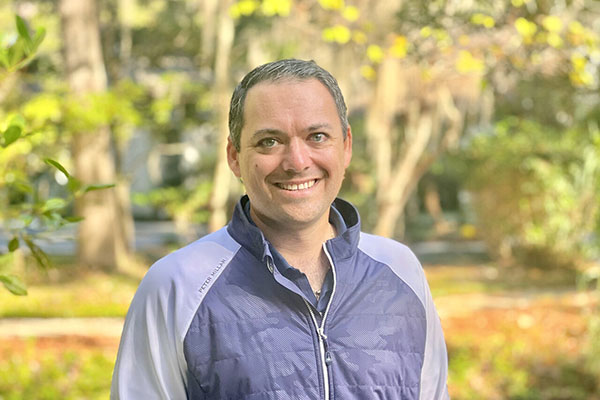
{"left": 282, "top": 138, "right": 311, "bottom": 173}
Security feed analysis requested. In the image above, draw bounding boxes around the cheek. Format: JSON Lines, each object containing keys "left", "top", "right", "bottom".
{"left": 319, "top": 151, "right": 346, "bottom": 172}
{"left": 250, "top": 156, "right": 279, "bottom": 175}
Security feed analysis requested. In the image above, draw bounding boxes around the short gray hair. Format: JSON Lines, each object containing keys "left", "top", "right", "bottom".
{"left": 228, "top": 59, "right": 349, "bottom": 151}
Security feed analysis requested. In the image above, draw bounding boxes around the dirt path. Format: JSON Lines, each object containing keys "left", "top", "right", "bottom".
{"left": 434, "top": 290, "right": 597, "bottom": 319}
{"left": 0, "top": 317, "right": 124, "bottom": 338}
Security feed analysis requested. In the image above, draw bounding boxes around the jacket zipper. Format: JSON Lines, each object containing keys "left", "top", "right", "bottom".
{"left": 304, "top": 243, "right": 337, "bottom": 400}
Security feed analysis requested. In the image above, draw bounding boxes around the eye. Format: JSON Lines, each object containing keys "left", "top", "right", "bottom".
{"left": 257, "top": 138, "right": 278, "bottom": 148}
{"left": 309, "top": 132, "right": 328, "bottom": 143}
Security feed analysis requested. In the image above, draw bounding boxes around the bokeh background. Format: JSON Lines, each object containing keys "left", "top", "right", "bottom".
{"left": 1, "top": 0, "right": 599, "bottom": 398}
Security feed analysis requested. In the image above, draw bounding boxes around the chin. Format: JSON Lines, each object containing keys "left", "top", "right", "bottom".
{"left": 279, "top": 205, "right": 329, "bottom": 225}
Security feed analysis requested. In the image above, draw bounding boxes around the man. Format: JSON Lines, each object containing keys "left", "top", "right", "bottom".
{"left": 112, "top": 59, "right": 449, "bottom": 399}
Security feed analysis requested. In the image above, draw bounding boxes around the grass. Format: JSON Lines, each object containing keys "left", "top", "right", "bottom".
{"left": 425, "top": 263, "right": 579, "bottom": 297}
{"left": 0, "top": 337, "right": 115, "bottom": 399}
{"left": 0, "top": 270, "right": 139, "bottom": 318}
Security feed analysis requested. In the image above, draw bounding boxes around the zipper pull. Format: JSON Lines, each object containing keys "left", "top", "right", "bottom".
{"left": 325, "top": 351, "right": 332, "bottom": 366}
{"left": 318, "top": 328, "right": 333, "bottom": 366}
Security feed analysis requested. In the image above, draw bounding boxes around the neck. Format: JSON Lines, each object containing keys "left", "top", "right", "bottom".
{"left": 250, "top": 208, "right": 336, "bottom": 293}
{"left": 251, "top": 209, "right": 335, "bottom": 259}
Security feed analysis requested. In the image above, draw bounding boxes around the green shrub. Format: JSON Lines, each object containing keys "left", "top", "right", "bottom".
{"left": 464, "top": 117, "right": 600, "bottom": 269}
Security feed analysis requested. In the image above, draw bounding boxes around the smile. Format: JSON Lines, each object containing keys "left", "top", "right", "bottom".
{"left": 275, "top": 179, "right": 317, "bottom": 191}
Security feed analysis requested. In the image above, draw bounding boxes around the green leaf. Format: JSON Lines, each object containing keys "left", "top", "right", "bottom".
{"left": 0, "top": 50, "right": 9, "bottom": 69}
{"left": 9, "top": 114, "right": 26, "bottom": 128}
{"left": 83, "top": 183, "right": 116, "bottom": 193}
{"left": 42, "top": 211, "right": 63, "bottom": 229}
{"left": 3, "top": 125, "right": 22, "bottom": 147}
{"left": 31, "top": 28, "right": 46, "bottom": 51}
{"left": 8, "top": 237, "right": 19, "bottom": 252}
{"left": 64, "top": 216, "right": 84, "bottom": 223}
{"left": 16, "top": 16, "right": 32, "bottom": 44}
{"left": 23, "top": 236, "right": 52, "bottom": 270}
{"left": 44, "top": 158, "right": 71, "bottom": 178}
{"left": 67, "top": 177, "right": 82, "bottom": 194}
{"left": 0, "top": 274, "right": 28, "bottom": 296}
{"left": 42, "top": 197, "right": 67, "bottom": 212}
{"left": 7, "top": 42, "right": 24, "bottom": 69}
{"left": 12, "top": 180, "right": 34, "bottom": 194}
{"left": 19, "top": 214, "right": 34, "bottom": 227}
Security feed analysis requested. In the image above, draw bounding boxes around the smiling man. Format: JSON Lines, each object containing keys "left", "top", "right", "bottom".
{"left": 112, "top": 59, "right": 449, "bottom": 400}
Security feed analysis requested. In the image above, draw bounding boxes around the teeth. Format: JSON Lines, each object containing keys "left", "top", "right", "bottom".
{"left": 279, "top": 180, "right": 316, "bottom": 191}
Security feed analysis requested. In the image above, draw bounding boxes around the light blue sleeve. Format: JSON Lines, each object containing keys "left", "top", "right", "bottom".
{"left": 417, "top": 265, "right": 450, "bottom": 400}
{"left": 110, "top": 228, "right": 239, "bottom": 399}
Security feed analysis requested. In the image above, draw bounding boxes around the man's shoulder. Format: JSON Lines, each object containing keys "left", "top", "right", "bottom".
{"left": 137, "top": 227, "right": 241, "bottom": 295}
{"left": 358, "top": 232, "right": 427, "bottom": 303}
{"left": 358, "top": 232, "right": 419, "bottom": 265}
{"left": 155, "top": 226, "right": 240, "bottom": 268}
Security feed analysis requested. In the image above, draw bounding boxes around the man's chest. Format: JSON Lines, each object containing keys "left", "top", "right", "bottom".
{"left": 182, "top": 265, "right": 427, "bottom": 399}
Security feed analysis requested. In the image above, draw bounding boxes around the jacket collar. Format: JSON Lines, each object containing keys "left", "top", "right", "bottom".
{"left": 226, "top": 195, "right": 361, "bottom": 264}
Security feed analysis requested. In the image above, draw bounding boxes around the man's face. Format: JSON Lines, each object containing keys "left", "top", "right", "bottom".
{"left": 227, "top": 78, "right": 352, "bottom": 231}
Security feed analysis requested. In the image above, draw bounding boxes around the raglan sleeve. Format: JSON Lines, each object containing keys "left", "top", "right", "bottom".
{"left": 418, "top": 267, "right": 450, "bottom": 400}
{"left": 110, "top": 260, "right": 189, "bottom": 400}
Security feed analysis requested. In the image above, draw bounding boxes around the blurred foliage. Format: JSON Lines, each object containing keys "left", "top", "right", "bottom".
{"left": 0, "top": 15, "right": 45, "bottom": 79}
{"left": 435, "top": 261, "right": 600, "bottom": 399}
{"left": 463, "top": 117, "right": 600, "bottom": 269}
{"left": 133, "top": 182, "right": 212, "bottom": 224}
{"left": 0, "top": 270, "right": 137, "bottom": 318}
{"left": 448, "top": 335, "right": 600, "bottom": 399}
{"left": 127, "top": 72, "right": 216, "bottom": 232}
{"left": 0, "top": 341, "right": 113, "bottom": 399}
{"left": 0, "top": 15, "right": 70, "bottom": 294}
{"left": 0, "top": 14, "right": 121, "bottom": 295}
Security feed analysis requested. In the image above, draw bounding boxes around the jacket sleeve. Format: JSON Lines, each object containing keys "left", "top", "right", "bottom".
{"left": 419, "top": 270, "right": 450, "bottom": 400}
{"left": 110, "top": 262, "right": 189, "bottom": 400}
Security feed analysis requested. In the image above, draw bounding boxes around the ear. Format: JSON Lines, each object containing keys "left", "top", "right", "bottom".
{"left": 343, "top": 126, "right": 353, "bottom": 168}
{"left": 227, "top": 138, "right": 242, "bottom": 178}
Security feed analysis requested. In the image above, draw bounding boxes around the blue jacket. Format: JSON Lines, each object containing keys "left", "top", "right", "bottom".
{"left": 111, "top": 197, "right": 449, "bottom": 399}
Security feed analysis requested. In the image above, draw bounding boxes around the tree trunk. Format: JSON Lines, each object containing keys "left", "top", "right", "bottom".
{"left": 367, "top": 56, "right": 464, "bottom": 238}
{"left": 118, "top": 0, "right": 135, "bottom": 71}
{"left": 424, "top": 179, "right": 452, "bottom": 235}
{"left": 365, "top": 56, "right": 398, "bottom": 218}
{"left": 60, "top": 0, "right": 125, "bottom": 270}
{"left": 373, "top": 105, "right": 435, "bottom": 238}
{"left": 208, "top": 0, "right": 235, "bottom": 232}
{"left": 198, "top": 0, "right": 220, "bottom": 65}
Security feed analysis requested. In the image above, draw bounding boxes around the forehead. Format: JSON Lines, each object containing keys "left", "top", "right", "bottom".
{"left": 245, "top": 78, "right": 333, "bottom": 107}
{"left": 241, "top": 78, "right": 339, "bottom": 133}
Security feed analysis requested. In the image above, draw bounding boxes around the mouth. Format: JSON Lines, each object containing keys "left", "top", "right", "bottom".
{"left": 275, "top": 179, "right": 317, "bottom": 191}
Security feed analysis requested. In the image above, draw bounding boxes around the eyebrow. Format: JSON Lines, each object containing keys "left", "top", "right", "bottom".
{"left": 250, "top": 123, "right": 333, "bottom": 140}
{"left": 250, "top": 128, "right": 285, "bottom": 141}
{"left": 306, "top": 123, "right": 333, "bottom": 132}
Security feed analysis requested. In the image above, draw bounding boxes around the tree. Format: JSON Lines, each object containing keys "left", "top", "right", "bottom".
{"left": 59, "top": 0, "right": 131, "bottom": 269}
{"left": 311, "top": 0, "right": 599, "bottom": 239}
{"left": 208, "top": 0, "right": 236, "bottom": 232}
{"left": 0, "top": 14, "right": 116, "bottom": 294}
